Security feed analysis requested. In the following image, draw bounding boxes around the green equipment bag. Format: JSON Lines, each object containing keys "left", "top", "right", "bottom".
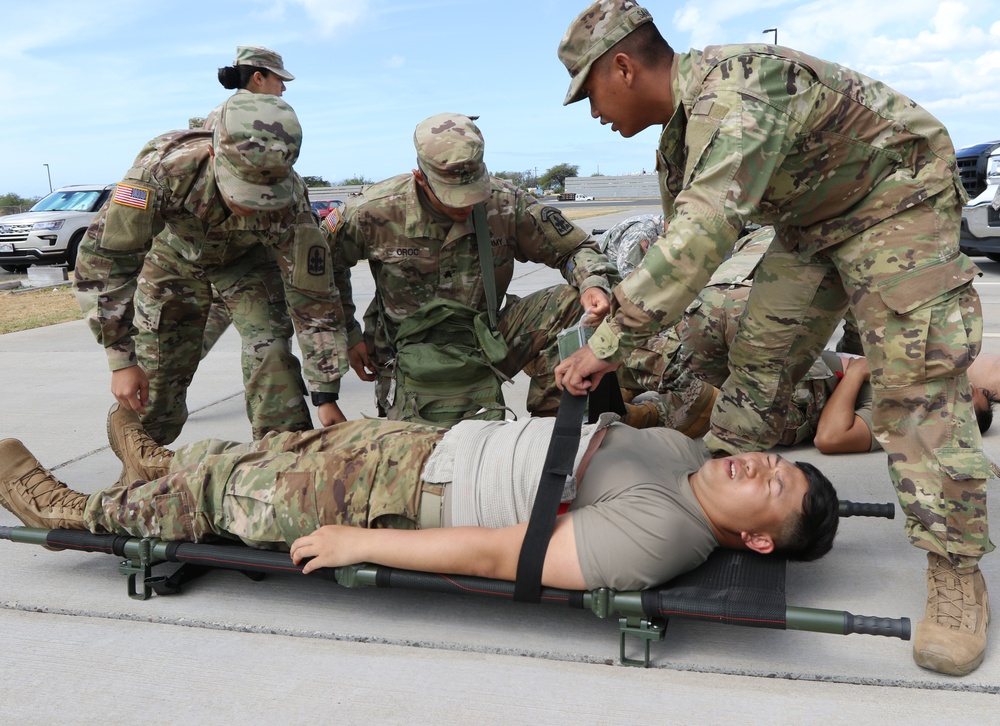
{"left": 385, "top": 297, "right": 511, "bottom": 426}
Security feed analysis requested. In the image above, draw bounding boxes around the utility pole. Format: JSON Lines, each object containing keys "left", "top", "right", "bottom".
{"left": 763, "top": 28, "right": 778, "bottom": 45}
{"left": 43, "top": 163, "right": 53, "bottom": 193}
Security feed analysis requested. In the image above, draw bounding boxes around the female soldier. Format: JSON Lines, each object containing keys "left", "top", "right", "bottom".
{"left": 74, "top": 94, "right": 348, "bottom": 451}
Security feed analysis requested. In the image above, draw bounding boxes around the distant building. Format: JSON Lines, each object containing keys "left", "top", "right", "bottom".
{"left": 563, "top": 174, "right": 659, "bottom": 199}
{"left": 307, "top": 185, "right": 364, "bottom": 202}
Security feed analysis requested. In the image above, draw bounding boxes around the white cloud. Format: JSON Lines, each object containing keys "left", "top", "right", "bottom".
{"left": 384, "top": 55, "right": 406, "bottom": 69}
{"left": 283, "top": 0, "right": 371, "bottom": 36}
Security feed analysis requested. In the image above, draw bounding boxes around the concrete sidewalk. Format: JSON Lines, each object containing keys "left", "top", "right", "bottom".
{"left": 0, "top": 208, "right": 997, "bottom": 722}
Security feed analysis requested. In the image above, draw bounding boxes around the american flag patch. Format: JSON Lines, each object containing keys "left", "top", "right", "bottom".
{"left": 113, "top": 183, "right": 150, "bottom": 210}
{"left": 324, "top": 207, "right": 342, "bottom": 234}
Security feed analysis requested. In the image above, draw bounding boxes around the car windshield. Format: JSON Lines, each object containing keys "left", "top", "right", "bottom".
{"left": 310, "top": 201, "right": 327, "bottom": 211}
{"left": 30, "top": 189, "right": 107, "bottom": 213}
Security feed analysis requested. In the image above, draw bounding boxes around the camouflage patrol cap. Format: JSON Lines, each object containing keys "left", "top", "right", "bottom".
{"left": 234, "top": 45, "right": 295, "bottom": 81}
{"left": 413, "top": 113, "right": 490, "bottom": 208}
{"left": 188, "top": 117, "right": 206, "bottom": 129}
{"left": 558, "top": 1, "right": 654, "bottom": 105}
{"left": 213, "top": 93, "right": 301, "bottom": 211}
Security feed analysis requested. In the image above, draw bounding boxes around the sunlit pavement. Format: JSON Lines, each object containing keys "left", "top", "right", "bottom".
{"left": 0, "top": 206, "right": 997, "bottom": 721}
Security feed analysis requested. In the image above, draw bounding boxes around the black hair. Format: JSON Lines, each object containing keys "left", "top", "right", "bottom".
{"left": 598, "top": 21, "right": 674, "bottom": 72}
{"left": 975, "top": 388, "right": 997, "bottom": 434}
{"left": 775, "top": 461, "right": 839, "bottom": 562}
{"left": 217, "top": 65, "right": 271, "bottom": 91}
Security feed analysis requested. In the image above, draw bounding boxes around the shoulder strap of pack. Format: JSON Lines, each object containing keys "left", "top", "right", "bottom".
{"left": 472, "top": 202, "right": 498, "bottom": 329}
{"left": 513, "top": 389, "right": 587, "bottom": 603}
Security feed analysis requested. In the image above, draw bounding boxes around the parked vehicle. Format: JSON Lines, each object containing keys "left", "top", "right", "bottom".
{"left": 960, "top": 147, "right": 1000, "bottom": 261}
{"left": 557, "top": 193, "right": 595, "bottom": 201}
{"left": 310, "top": 199, "right": 344, "bottom": 219}
{"left": 956, "top": 139, "right": 1000, "bottom": 199}
{"left": 0, "top": 184, "right": 112, "bottom": 273}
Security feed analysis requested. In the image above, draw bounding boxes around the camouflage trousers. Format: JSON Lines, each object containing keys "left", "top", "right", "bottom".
{"left": 376, "top": 283, "right": 584, "bottom": 418}
{"left": 499, "top": 284, "right": 589, "bottom": 416}
{"left": 619, "top": 283, "right": 831, "bottom": 444}
{"left": 134, "top": 242, "right": 311, "bottom": 445}
{"left": 706, "top": 185, "right": 992, "bottom": 566}
{"left": 200, "top": 285, "right": 233, "bottom": 359}
{"left": 84, "top": 420, "right": 446, "bottom": 548}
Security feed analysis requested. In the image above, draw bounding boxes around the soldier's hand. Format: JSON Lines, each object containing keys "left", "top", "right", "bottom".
{"left": 579, "top": 287, "right": 611, "bottom": 326}
{"left": 291, "top": 525, "right": 361, "bottom": 574}
{"left": 317, "top": 401, "right": 347, "bottom": 428}
{"left": 111, "top": 366, "right": 149, "bottom": 415}
{"left": 348, "top": 341, "right": 377, "bottom": 382}
{"left": 555, "top": 344, "right": 619, "bottom": 396}
{"left": 843, "top": 356, "right": 871, "bottom": 380}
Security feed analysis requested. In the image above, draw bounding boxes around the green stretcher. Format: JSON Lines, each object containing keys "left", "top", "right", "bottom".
{"left": 0, "top": 501, "right": 909, "bottom": 668}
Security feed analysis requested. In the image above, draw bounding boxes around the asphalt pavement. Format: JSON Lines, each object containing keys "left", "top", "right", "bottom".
{"left": 1, "top": 207, "right": 999, "bottom": 723}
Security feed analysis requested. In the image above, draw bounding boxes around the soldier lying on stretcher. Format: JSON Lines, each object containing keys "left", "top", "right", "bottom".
{"left": 0, "top": 405, "right": 839, "bottom": 592}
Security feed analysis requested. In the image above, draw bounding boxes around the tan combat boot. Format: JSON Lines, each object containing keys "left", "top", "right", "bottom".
{"left": 623, "top": 399, "right": 662, "bottom": 428}
{"left": 675, "top": 384, "right": 719, "bottom": 439}
{"left": 107, "top": 403, "right": 175, "bottom": 486}
{"left": 0, "top": 439, "right": 88, "bottom": 529}
{"left": 913, "top": 552, "right": 990, "bottom": 676}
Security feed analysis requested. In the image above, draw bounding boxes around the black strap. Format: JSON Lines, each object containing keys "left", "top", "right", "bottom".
{"left": 586, "top": 370, "right": 626, "bottom": 423}
{"left": 513, "top": 390, "right": 587, "bottom": 603}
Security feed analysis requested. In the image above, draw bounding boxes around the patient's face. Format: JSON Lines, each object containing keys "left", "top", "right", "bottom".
{"left": 698, "top": 452, "right": 808, "bottom": 534}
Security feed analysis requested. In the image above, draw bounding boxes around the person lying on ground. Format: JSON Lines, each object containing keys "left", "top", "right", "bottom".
{"left": 0, "top": 405, "right": 839, "bottom": 592}
{"left": 813, "top": 354, "right": 997, "bottom": 455}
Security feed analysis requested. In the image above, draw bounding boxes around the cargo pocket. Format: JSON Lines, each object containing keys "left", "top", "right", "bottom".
{"left": 935, "top": 447, "right": 993, "bottom": 482}
{"left": 935, "top": 446, "right": 992, "bottom": 552}
{"left": 138, "top": 491, "right": 197, "bottom": 541}
{"left": 223, "top": 468, "right": 319, "bottom": 547}
{"left": 875, "top": 256, "right": 980, "bottom": 386}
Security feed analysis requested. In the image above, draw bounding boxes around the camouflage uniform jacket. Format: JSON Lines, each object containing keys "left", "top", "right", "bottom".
{"left": 325, "top": 173, "right": 616, "bottom": 352}
{"left": 74, "top": 130, "right": 348, "bottom": 394}
{"left": 590, "top": 44, "right": 971, "bottom": 359}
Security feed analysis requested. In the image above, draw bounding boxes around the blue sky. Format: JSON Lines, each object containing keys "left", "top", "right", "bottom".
{"left": 3, "top": 0, "right": 999, "bottom": 198}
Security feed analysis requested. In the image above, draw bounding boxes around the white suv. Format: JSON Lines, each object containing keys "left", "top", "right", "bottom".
{"left": 0, "top": 184, "right": 112, "bottom": 273}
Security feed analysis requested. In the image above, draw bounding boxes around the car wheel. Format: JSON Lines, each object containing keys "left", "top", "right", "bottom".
{"left": 65, "top": 229, "right": 86, "bottom": 270}
{"left": 1, "top": 264, "right": 29, "bottom": 274}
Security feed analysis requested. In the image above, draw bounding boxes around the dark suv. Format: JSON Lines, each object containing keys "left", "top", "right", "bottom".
{"left": 957, "top": 140, "right": 1000, "bottom": 199}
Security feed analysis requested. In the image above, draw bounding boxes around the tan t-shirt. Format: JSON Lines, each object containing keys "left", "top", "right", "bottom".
{"left": 570, "top": 424, "right": 718, "bottom": 591}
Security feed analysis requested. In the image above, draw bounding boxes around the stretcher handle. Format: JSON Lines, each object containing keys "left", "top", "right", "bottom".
{"left": 845, "top": 613, "right": 911, "bottom": 640}
{"left": 838, "top": 500, "right": 894, "bottom": 519}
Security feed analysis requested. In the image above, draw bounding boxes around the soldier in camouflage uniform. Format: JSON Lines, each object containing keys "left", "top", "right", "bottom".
{"left": 324, "top": 112, "right": 617, "bottom": 422}
{"left": 192, "top": 44, "right": 299, "bottom": 359}
{"left": 611, "top": 219, "right": 996, "bottom": 448}
{"left": 75, "top": 93, "right": 349, "bottom": 446}
{"left": 612, "top": 222, "right": 836, "bottom": 443}
{"left": 0, "top": 406, "right": 841, "bottom": 591}
{"left": 556, "top": 1, "right": 991, "bottom": 675}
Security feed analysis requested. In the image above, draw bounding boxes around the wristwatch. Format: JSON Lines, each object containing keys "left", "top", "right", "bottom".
{"left": 310, "top": 391, "right": 339, "bottom": 406}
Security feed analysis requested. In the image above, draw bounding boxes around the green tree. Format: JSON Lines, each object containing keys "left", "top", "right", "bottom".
{"left": 0, "top": 192, "right": 41, "bottom": 216}
{"left": 302, "top": 175, "right": 331, "bottom": 188}
{"left": 340, "top": 175, "right": 373, "bottom": 186}
{"left": 493, "top": 169, "right": 537, "bottom": 189}
{"left": 539, "top": 163, "right": 579, "bottom": 192}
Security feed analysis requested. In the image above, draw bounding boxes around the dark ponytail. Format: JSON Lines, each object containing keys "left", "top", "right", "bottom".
{"left": 217, "top": 65, "right": 269, "bottom": 90}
